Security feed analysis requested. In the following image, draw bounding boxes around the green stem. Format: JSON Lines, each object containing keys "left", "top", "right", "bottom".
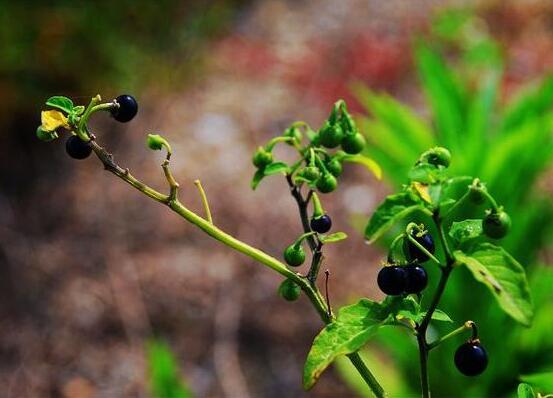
{"left": 347, "top": 352, "right": 386, "bottom": 398}
{"left": 442, "top": 190, "right": 470, "bottom": 220}
{"left": 406, "top": 234, "right": 442, "bottom": 266}
{"left": 428, "top": 321, "right": 475, "bottom": 351}
{"left": 417, "top": 334, "right": 430, "bottom": 398}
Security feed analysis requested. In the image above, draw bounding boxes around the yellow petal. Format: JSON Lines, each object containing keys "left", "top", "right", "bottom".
{"left": 413, "top": 182, "right": 432, "bottom": 203}
{"left": 41, "top": 110, "right": 69, "bottom": 132}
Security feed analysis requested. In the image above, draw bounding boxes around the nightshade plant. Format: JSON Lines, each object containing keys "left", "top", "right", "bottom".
{"left": 36, "top": 94, "right": 532, "bottom": 397}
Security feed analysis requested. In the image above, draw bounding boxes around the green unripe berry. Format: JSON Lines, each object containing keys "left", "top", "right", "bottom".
{"left": 278, "top": 279, "right": 301, "bottom": 301}
{"left": 284, "top": 244, "right": 306, "bottom": 267}
{"left": 468, "top": 186, "right": 487, "bottom": 205}
{"left": 319, "top": 121, "right": 344, "bottom": 148}
{"left": 326, "top": 158, "right": 343, "bottom": 177}
{"left": 341, "top": 133, "right": 366, "bottom": 154}
{"left": 36, "top": 126, "right": 58, "bottom": 142}
{"left": 483, "top": 211, "right": 511, "bottom": 239}
{"left": 316, "top": 173, "right": 338, "bottom": 194}
{"left": 302, "top": 166, "right": 321, "bottom": 182}
{"left": 284, "top": 126, "right": 302, "bottom": 145}
{"left": 423, "top": 147, "right": 451, "bottom": 168}
{"left": 252, "top": 147, "right": 273, "bottom": 168}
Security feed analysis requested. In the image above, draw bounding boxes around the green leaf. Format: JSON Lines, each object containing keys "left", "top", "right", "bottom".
{"left": 250, "top": 169, "right": 265, "bottom": 190}
{"left": 449, "top": 219, "right": 483, "bottom": 244}
{"left": 72, "top": 105, "right": 85, "bottom": 116}
{"left": 46, "top": 96, "right": 74, "bottom": 114}
{"left": 408, "top": 163, "right": 446, "bottom": 184}
{"left": 520, "top": 372, "right": 553, "bottom": 392}
{"left": 454, "top": 244, "right": 533, "bottom": 326}
{"left": 517, "top": 383, "right": 536, "bottom": 398}
{"left": 339, "top": 153, "right": 382, "bottom": 180}
{"left": 263, "top": 162, "right": 289, "bottom": 176}
{"left": 320, "top": 232, "right": 347, "bottom": 244}
{"left": 425, "top": 309, "right": 453, "bottom": 323}
{"left": 147, "top": 340, "right": 192, "bottom": 398}
{"left": 365, "top": 192, "right": 426, "bottom": 243}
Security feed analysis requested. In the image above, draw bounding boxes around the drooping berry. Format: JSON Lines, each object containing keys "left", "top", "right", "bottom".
{"left": 310, "top": 214, "right": 332, "bottom": 234}
{"left": 65, "top": 135, "right": 92, "bottom": 159}
{"left": 319, "top": 121, "right": 344, "bottom": 148}
{"left": 377, "top": 266, "right": 407, "bottom": 296}
{"left": 283, "top": 244, "right": 305, "bottom": 267}
{"left": 454, "top": 341, "right": 488, "bottom": 376}
{"left": 404, "top": 264, "right": 428, "bottom": 294}
{"left": 341, "top": 133, "right": 366, "bottom": 154}
{"left": 316, "top": 173, "right": 337, "bottom": 194}
{"left": 326, "top": 158, "right": 343, "bottom": 177}
{"left": 302, "top": 166, "right": 321, "bottom": 182}
{"left": 483, "top": 211, "right": 511, "bottom": 239}
{"left": 404, "top": 231, "right": 435, "bottom": 263}
{"left": 278, "top": 279, "right": 301, "bottom": 301}
{"left": 252, "top": 147, "right": 273, "bottom": 169}
{"left": 111, "top": 94, "right": 138, "bottom": 123}
{"left": 423, "top": 147, "right": 451, "bottom": 168}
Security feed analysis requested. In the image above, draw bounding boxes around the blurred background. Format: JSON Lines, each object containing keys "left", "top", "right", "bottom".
{"left": 1, "top": 0, "right": 552, "bottom": 397}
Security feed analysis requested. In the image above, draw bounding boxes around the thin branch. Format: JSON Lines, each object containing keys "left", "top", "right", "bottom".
{"left": 194, "top": 179, "right": 213, "bottom": 224}
{"left": 162, "top": 159, "right": 179, "bottom": 202}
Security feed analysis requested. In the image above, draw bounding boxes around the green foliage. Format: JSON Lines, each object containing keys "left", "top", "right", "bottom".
{"left": 454, "top": 244, "right": 533, "bottom": 326}
{"left": 517, "top": 383, "right": 536, "bottom": 398}
{"left": 319, "top": 232, "right": 347, "bottom": 244}
{"left": 520, "top": 372, "right": 553, "bottom": 393}
{"left": 147, "top": 340, "right": 192, "bottom": 398}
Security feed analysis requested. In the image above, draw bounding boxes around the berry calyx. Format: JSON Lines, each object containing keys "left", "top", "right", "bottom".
{"left": 404, "top": 264, "right": 428, "bottom": 294}
{"left": 252, "top": 147, "right": 273, "bottom": 169}
{"left": 377, "top": 266, "right": 407, "bottom": 296}
{"left": 341, "top": 133, "right": 366, "bottom": 154}
{"left": 283, "top": 244, "right": 306, "bottom": 267}
{"left": 316, "top": 173, "right": 337, "bottom": 194}
{"left": 319, "top": 121, "right": 344, "bottom": 148}
{"left": 326, "top": 158, "right": 343, "bottom": 177}
{"left": 65, "top": 135, "right": 92, "bottom": 160}
{"left": 404, "top": 231, "right": 435, "bottom": 263}
{"left": 278, "top": 279, "right": 301, "bottom": 301}
{"left": 483, "top": 210, "right": 511, "bottom": 239}
{"left": 310, "top": 214, "right": 332, "bottom": 234}
{"left": 111, "top": 94, "right": 138, "bottom": 123}
{"left": 454, "top": 341, "right": 488, "bottom": 376}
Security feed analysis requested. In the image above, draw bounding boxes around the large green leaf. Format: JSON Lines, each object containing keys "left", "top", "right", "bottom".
{"left": 454, "top": 243, "right": 533, "bottom": 326}
{"left": 365, "top": 192, "right": 427, "bottom": 243}
{"left": 303, "top": 297, "right": 413, "bottom": 390}
{"left": 520, "top": 372, "right": 553, "bottom": 392}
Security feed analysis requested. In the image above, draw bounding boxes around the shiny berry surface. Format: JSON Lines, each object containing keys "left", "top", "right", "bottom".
{"left": 405, "top": 232, "right": 435, "bottom": 263}
{"left": 310, "top": 214, "right": 332, "bottom": 233}
{"left": 65, "top": 135, "right": 92, "bottom": 159}
{"left": 404, "top": 265, "right": 428, "bottom": 294}
{"left": 454, "top": 342, "right": 488, "bottom": 376}
{"left": 111, "top": 94, "right": 138, "bottom": 123}
{"left": 377, "top": 266, "right": 407, "bottom": 296}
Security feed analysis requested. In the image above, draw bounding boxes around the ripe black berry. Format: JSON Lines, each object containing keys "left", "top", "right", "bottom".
{"left": 310, "top": 214, "right": 332, "bottom": 233}
{"left": 404, "top": 232, "right": 435, "bottom": 263}
{"left": 111, "top": 94, "right": 138, "bottom": 123}
{"left": 454, "top": 341, "right": 488, "bottom": 376}
{"left": 377, "top": 266, "right": 407, "bottom": 296}
{"left": 404, "top": 264, "right": 428, "bottom": 294}
{"left": 65, "top": 135, "right": 92, "bottom": 159}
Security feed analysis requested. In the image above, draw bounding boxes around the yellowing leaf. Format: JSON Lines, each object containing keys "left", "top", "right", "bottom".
{"left": 413, "top": 182, "right": 432, "bottom": 203}
{"left": 41, "top": 110, "right": 69, "bottom": 132}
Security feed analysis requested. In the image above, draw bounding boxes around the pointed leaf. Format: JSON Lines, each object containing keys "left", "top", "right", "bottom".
{"left": 320, "top": 232, "right": 347, "bottom": 244}
{"left": 46, "top": 96, "right": 74, "bottom": 114}
{"left": 454, "top": 244, "right": 533, "bottom": 326}
{"left": 340, "top": 154, "right": 382, "bottom": 180}
{"left": 449, "top": 219, "right": 483, "bottom": 244}
{"left": 250, "top": 169, "right": 265, "bottom": 190}
{"left": 365, "top": 192, "right": 427, "bottom": 243}
{"left": 263, "top": 162, "right": 289, "bottom": 176}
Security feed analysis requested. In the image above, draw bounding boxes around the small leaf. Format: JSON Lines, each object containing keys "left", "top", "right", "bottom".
{"left": 263, "top": 162, "right": 289, "bottom": 176}
{"left": 41, "top": 110, "right": 69, "bottom": 132}
{"left": 408, "top": 163, "right": 445, "bottom": 184}
{"left": 517, "top": 383, "right": 536, "bottom": 398}
{"left": 250, "top": 169, "right": 265, "bottom": 190}
{"left": 520, "top": 372, "right": 553, "bottom": 392}
{"left": 412, "top": 182, "right": 432, "bottom": 203}
{"left": 365, "top": 192, "right": 426, "bottom": 243}
{"left": 147, "top": 340, "right": 192, "bottom": 398}
{"left": 449, "top": 219, "right": 483, "bottom": 244}
{"left": 46, "top": 96, "right": 74, "bottom": 114}
{"left": 36, "top": 126, "right": 58, "bottom": 142}
{"left": 320, "top": 232, "right": 347, "bottom": 244}
{"left": 423, "top": 309, "right": 453, "bottom": 323}
{"left": 72, "top": 105, "right": 85, "bottom": 116}
{"left": 454, "top": 244, "right": 533, "bottom": 326}
{"left": 340, "top": 154, "right": 382, "bottom": 180}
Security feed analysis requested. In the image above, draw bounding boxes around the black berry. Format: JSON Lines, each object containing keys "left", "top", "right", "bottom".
{"left": 377, "top": 266, "right": 407, "bottom": 296}
{"left": 404, "top": 232, "right": 435, "bottom": 263}
{"left": 404, "top": 264, "right": 428, "bottom": 294}
{"left": 111, "top": 94, "right": 138, "bottom": 123}
{"left": 310, "top": 214, "right": 332, "bottom": 233}
{"left": 454, "top": 341, "right": 488, "bottom": 376}
{"left": 65, "top": 135, "right": 92, "bottom": 160}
